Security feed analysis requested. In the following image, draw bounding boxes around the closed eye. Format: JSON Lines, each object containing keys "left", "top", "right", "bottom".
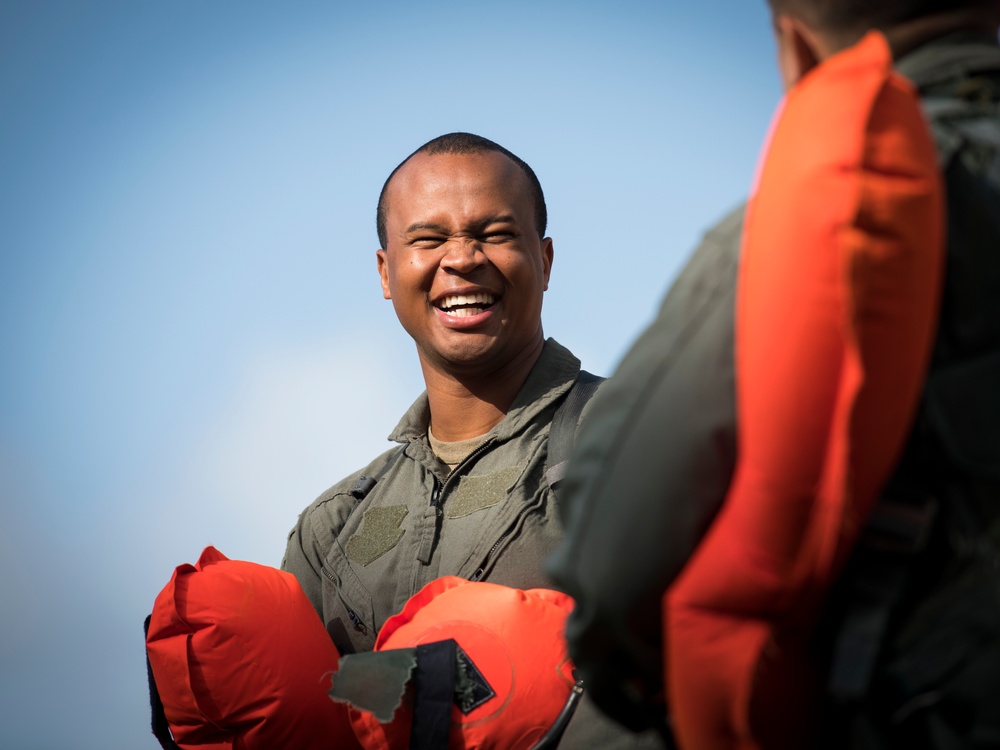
{"left": 410, "top": 235, "right": 446, "bottom": 248}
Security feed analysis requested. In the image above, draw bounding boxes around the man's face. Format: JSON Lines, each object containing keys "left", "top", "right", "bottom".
{"left": 377, "top": 150, "right": 553, "bottom": 377}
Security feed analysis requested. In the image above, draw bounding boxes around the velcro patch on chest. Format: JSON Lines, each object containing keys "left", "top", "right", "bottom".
{"left": 446, "top": 466, "right": 522, "bottom": 519}
{"left": 345, "top": 505, "right": 408, "bottom": 566}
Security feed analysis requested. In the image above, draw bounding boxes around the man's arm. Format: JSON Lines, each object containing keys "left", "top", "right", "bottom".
{"left": 282, "top": 508, "right": 329, "bottom": 617}
{"left": 282, "top": 446, "right": 407, "bottom": 620}
{"left": 546, "top": 205, "right": 742, "bottom": 730}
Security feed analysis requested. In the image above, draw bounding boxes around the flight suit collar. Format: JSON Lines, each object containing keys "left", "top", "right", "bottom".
{"left": 387, "top": 338, "right": 581, "bottom": 450}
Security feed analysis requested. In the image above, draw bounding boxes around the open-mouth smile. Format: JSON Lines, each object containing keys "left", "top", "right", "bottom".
{"left": 435, "top": 292, "right": 497, "bottom": 318}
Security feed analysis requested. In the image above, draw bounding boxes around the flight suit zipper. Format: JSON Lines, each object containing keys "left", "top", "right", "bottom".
{"left": 416, "top": 439, "right": 497, "bottom": 566}
{"left": 416, "top": 477, "right": 444, "bottom": 565}
{"left": 469, "top": 530, "right": 511, "bottom": 582}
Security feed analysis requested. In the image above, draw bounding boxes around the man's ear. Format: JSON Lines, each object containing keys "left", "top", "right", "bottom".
{"left": 541, "top": 237, "right": 554, "bottom": 292}
{"left": 773, "top": 14, "right": 822, "bottom": 90}
{"left": 376, "top": 248, "right": 391, "bottom": 300}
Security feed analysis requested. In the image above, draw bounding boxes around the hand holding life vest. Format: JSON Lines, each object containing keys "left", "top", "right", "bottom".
{"left": 664, "top": 31, "right": 945, "bottom": 750}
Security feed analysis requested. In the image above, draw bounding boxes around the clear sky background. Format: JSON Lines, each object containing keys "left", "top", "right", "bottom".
{"left": 0, "top": 2, "right": 781, "bottom": 747}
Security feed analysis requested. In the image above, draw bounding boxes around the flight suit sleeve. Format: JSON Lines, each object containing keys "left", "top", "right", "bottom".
{"left": 546, "top": 205, "right": 743, "bottom": 731}
{"left": 282, "top": 503, "right": 332, "bottom": 618}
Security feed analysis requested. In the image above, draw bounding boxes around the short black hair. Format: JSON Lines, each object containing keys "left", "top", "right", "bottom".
{"left": 375, "top": 132, "right": 547, "bottom": 249}
{"left": 767, "top": 0, "right": 985, "bottom": 35}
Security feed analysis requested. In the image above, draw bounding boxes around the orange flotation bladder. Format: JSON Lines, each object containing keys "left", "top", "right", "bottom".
{"left": 348, "top": 576, "right": 578, "bottom": 750}
{"left": 145, "top": 546, "right": 360, "bottom": 749}
{"left": 664, "top": 31, "right": 944, "bottom": 750}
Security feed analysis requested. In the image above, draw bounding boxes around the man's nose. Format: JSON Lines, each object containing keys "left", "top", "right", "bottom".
{"left": 440, "top": 238, "right": 486, "bottom": 272}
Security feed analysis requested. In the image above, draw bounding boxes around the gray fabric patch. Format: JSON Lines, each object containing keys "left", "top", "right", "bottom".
{"left": 446, "top": 466, "right": 521, "bottom": 519}
{"left": 345, "top": 505, "right": 408, "bottom": 566}
{"left": 328, "top": 649, "right": 417, "bottom": 722}
{"left": 329, "top": 645, "right": 496, "bottom": 722}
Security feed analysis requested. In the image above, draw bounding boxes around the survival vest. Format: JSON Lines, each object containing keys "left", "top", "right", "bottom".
{"left": 664, "top": 31, "right": 945, "bottom": 750}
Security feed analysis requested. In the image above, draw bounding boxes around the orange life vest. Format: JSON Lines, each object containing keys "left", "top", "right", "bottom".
{"left": 145, "top": 546, "right": 360, "bottom": 750}
{"left": 348, "top": 576, "right": 578, "bottom": 749}
{"left": 664, "top": 31, "right": 945, "bottom": 750}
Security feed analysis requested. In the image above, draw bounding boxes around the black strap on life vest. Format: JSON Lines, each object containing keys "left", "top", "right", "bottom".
{"left": 826, "top": 494, "right": 939, "bottom": 701}
{"left": 403, "top": 638, "right": 586, "bottom": 750}
{"left": 410, "top": 639, "right": 458, "bottom": 750}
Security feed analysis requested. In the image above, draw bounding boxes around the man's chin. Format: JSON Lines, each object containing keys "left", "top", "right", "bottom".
{"left": 420, "top": 337, "right": 505, "bottom": 375}
{"left": 440, "top": 344, "right": 501, "bottom": 370}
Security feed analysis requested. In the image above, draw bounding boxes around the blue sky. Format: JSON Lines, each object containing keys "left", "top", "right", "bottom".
{"left": 0, "top": 2, "right": 780, "bottom": 747}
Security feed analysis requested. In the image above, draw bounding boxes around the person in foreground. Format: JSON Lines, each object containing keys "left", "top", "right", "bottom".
{"left": 282, "top": 132, "right": 666, "bottom": 748}
{"left": 548, "top": 1, "right": 1000, "bottom": 748}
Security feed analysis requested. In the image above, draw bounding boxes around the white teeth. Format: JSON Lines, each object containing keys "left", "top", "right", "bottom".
{"left": 439, "top": 292, "right": 495, "bottom": 310}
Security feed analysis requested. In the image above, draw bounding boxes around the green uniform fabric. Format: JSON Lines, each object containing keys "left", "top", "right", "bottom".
{"left": 548, "top": 31, "right": 1000, "bottom": 745}
{"left": 546, "top": 205, "right": 741, "bottom": 729}
{"left": 283, "top": 338, "right": 669, "bottom": 749}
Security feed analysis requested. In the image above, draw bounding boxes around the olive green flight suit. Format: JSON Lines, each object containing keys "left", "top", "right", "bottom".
{"left": 284, "top": 338, "right": 669, "bottom": 749}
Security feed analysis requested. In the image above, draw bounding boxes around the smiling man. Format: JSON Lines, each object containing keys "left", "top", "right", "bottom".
{"left": 282, "top": 133, "right": 666, "bottom": 748}
{"left": 375, "top": 145, "right": 553, "bottom": 428}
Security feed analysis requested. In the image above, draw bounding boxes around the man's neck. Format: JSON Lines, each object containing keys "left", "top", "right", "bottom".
{"left": 419, "top": 337, "right": 546, "bottom": 442}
